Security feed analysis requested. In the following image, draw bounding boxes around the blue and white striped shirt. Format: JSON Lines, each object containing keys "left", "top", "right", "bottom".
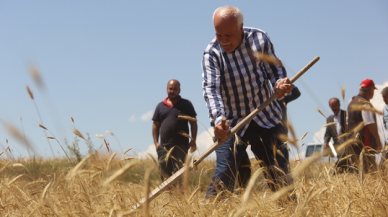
{"left": 201, "top": 27, "right": 287, "bottom": 136}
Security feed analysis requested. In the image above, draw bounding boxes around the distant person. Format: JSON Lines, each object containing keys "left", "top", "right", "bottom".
{"left": 323, "top": 97, "right": 349, "bottom": 173}
{"left": 380, "top": 87, "right": 388, "bottom": 169}
{"left": 152, "top": 79, "right": 197, "bottom": 181}
{"left": 202, "top": 6, "right": 293, "bottom": 198}
{"left": 347, "top": 79, "right": 382, "bottom": 173}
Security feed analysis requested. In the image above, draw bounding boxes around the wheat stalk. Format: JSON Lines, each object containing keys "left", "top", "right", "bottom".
{"left": 104, "top": 139, "right": 110, "bottom": 152}
{"left": 350, "top": 104, "right": 383, "bottom": 115}
{"left": 103, "top": 160, "right": 138, "bottom": 186}
{"left": 178, "top": 131, "right": 194, "bottom": 141}
{"left": 26, "top": 86, "right": 34, "bottom": 99}
{"left": 106, "top": 152, "right": 117, "bottom": 171}
{"left": 73, "top": 128, "right": 85, "bottom": 140}
{"left": 177, "top": 115, "right": 197, "bottom": 122}
{"left": 67, "top": 154, "right": 91, "bottom": 180}
{"left": 8, "top": 174, "right": 25, "bottom": 186}
{"left": 123, "top": 148, "right": 132, "bottom": 155}
{"left": 324, "top": 122, "right": 336, "bottom": 127}
{"left": 164, "top": 146, "right": 175, "bottom": 165}
{"left": 317, "top": 108, "right": 326, "bottom": 118}
{"left": 29, "top": 65, "right": 44, "bottom": 88}
{"left": 254, "top": 52, "right": 284, "bottom": 67}
{"left": 299, "top": 132, "right": 308, "bottom": 141}
{"left": 241, "top": 168, "right": 264, "bottom": 204}
{"left": 41, "top": 182, "right": 51, "bottom": 200}
{"left": 120, "top": 157, "right": 134, "bottom": 161}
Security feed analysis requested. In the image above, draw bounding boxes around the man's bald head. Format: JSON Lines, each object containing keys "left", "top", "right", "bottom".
{"left": 167, "top": 79, "right": 180, "bottom": 88}
{"left": 212, "top": 6, "right": 244, "bottom": 53}
{"left": 329, "top": 97, "right": 340, "bottom": 116}
{"left": 329, "top": 97, "right": 340, "bottom": 105}
{"left": 167, "top": 79, "right": 181, "bottom": 100}
{"left": 213, "top": 6, "right": 243, "bottom": 28}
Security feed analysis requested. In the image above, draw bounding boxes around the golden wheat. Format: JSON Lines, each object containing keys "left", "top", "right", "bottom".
{"left": 73, "top": 128, "right": 85, "bottom": 140}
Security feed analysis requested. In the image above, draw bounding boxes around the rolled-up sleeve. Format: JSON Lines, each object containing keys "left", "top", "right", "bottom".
{"left": 202, "top": 50, "right": 225, "bottom": 127}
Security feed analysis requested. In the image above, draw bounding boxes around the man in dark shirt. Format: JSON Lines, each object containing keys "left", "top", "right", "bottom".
{"left": 152, "top": 79, "right": 197, "bottom": 181}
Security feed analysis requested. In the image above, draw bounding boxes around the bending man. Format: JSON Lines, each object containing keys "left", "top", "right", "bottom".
{"left": 202, "top": 6, "right": 292, "bottom": 198}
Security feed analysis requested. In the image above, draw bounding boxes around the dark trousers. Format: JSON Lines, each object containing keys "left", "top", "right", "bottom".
{"left": 332, "top": 145, "right": 351, "bottom": 173}
{"left": 348, "top": 142, "right": 377, "bottom": 173}
{"left": 238, "top": 143, "right": 290, "bottom": 188}
{"left": 206, "top": 121, "right": 290, "bottom": 198}
{"left": 238, "top": 152, "right": 252, "bottom": 188}
{"left": 156, "top": 144, "right": 188, "bottom": 181}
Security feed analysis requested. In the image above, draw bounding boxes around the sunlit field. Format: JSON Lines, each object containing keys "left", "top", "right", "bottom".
{"left": 2, "top": 65, "right": 387, "bottom": 216}
{"left": 1, "top": 147, "right": 388, "bottom": 216}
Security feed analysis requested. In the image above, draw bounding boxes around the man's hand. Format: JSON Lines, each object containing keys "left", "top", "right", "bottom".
{"left": 155, "top": 142, "right": 161, "bottom": 150}
{"left": 275, "top": 77, "right": 293, "bottom": 99}
{"left": 189, "top": 140, "right": 197, "bottom": 153}
{"left": 324, "top": 143, "right": 329, "bottom": 149}
{"left": 214, "top": 119, "right": 229, "bottom": 143}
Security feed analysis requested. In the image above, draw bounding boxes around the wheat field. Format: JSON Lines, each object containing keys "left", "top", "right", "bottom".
{"left": 0, "top": 148, "right": 387, "bottom": 216}
{"left": 2, "top": 65, "right": 387, "bottom": 216}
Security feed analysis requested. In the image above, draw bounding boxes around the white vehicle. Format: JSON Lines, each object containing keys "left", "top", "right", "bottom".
{"left": 305, "top": 143, "right": 323, "bottom": 158}
{"left": 305, "top": 142, "right": 336, "bottom": 158}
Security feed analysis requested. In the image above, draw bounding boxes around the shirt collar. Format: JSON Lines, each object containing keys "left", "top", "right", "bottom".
{"left": 333, "top": 111, "right": 341, "bottom": 119}
{"left": 163, "top": 96, "right": 181, "bottom": 108}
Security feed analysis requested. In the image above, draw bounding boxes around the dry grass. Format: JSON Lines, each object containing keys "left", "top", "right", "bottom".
{"left": 0, "top": 152, "right": 387, "bottom": 216}
{"left": 3, "top": 66, "right": 387, "bottom": 216}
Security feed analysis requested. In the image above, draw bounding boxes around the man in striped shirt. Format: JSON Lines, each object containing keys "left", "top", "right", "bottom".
{"left": 202, "top": 6, "right": 293, "bottom": 198}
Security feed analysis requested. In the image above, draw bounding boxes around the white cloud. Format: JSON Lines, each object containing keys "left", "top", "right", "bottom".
{"left": 140, "top": 110, "right": 153, "bottom": 121}
{"left": 312, "top": 127, "right": 326, "bottom": 144}
{"left": 128, "top": 115, "right": 136, "bottom": 122}
{"left": 371, "top": 80, "right": 388, "bottom": 112}
{"left": 193, "top": 128, "right": 216, "bottom": 159}
{"left": 137, "top": 144, "right": 157, "bottom": 159}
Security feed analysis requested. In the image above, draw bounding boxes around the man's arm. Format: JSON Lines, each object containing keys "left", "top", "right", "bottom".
{"left": 362, "top": 105, "right": 382, "bottom": 151}
{"left": 202, "top": 51, "right": 229, "bottom": 141}
{"left": 284, "top": 85, "right": 301, "bottom": 104}
{"left": 258, "top": 32, "right": 289, "bottom": 92}
{"left": 323, "top": 125, "right": 332, "bottom": 149}
{"left": 152, "top": 121, "right": 161, "bottom": 149}
{"left": 366, "top": 123, "right": 382, "bottom": 151}
{"left": 189, "top": 120, "right": 198, "bottom": 148}
{"left": 258, "top": 33, "right": 292, "bottom": 98}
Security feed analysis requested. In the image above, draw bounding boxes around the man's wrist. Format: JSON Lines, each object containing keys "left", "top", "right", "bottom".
{"left": 215, "top": 116, "right": 224, "bottom": 126}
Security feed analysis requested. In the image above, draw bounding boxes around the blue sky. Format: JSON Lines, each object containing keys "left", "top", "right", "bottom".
{"left": 1, "top": 1, "right": 387, "bottom": 159}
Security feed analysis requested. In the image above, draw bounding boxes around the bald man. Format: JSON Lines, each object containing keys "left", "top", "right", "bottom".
{"left": 202, "top": 6, "right": 293, "bottom": 199}
{"left": 152, "top": 80, "right": 197, "bottom": 181}
{"left": 323, "top": 97, "right": 349, "bottom": 173}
